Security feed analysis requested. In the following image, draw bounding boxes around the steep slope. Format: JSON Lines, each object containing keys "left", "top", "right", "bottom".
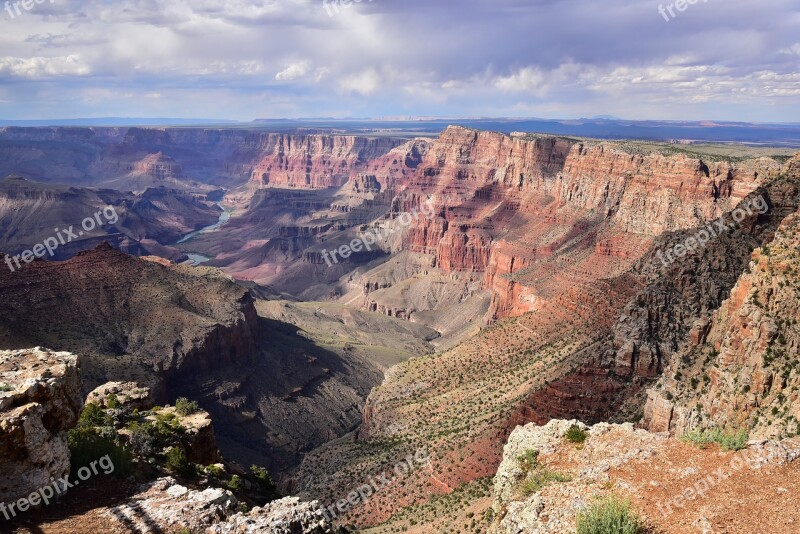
{"left": 0, "top": 245, "right": 435, "bottom": 476}
{"left": 644, "top": 208, "right": 800, "bottom": 439}
{"left": 0, "top": 176, "right": 221, "bottom": 260}
{"left": 292, "top": 153, "right": 800, "bottom": 529}
{"left": 0, "top": 243, "right": 259, "bottom": 393}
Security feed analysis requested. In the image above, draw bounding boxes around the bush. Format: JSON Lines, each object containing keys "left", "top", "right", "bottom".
{"left": 681, "top": 428, "right": 749, "bottom": 451}
{"left": 175, "top": 397, "right": 201, "bottom": 416}
{"left": 68, "top": 404, "right": 133, "bottom": 477}
{"left": 517, "top": 468, "right": 571, "bottom": 497}
{"left": 565, "top": 425, "right": 588, "bottom": 445}
{"left": 576, "top": 496, "right": 645, "bottom": 534}
{"left": 517, "top": 449, "right": 540, "bottom": 473}
{"left": 205, "top": 464, "right": 225, "bottom": 478}
{"left": 153, "top": 411, "right": 186, "bottom": 440}
{"left": 250, "top": 465, "right": 278, "bottom": 501}
{"left": 165, "top": 446, "right": 193, "bottom": 477}
{"left": 127, "top": 421, "right": 157, "bottom": 457}
{"left": 228, "top": 474, "right": 244, "bottom": 492}
{"left": 106, "top": 394, "right": 120, "bottom": 409}
{"left": 79, "top": 403, "right": 114, "bottom": 427}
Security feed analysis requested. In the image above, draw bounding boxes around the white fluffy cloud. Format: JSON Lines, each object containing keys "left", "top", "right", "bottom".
{"left": 276, "top": 61, "right": 310, "bottom": 81}
{"left": 0, "top": 55, "right": 90, "bottom": 77}
{"left": 0, "top": 0, "right": 798, "bottom": 121}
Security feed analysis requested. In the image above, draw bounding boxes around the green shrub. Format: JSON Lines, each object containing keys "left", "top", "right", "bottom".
{"left": 681, "top": 428, "right": 749, "bottom": 451}
{"left": 68, "top": 426, "right": 133, "bottom": 477}
{"left": 0, "top": 383, "right": 13, "bottom": 392}
{"left": 517, "top": 449, "right": 540, "bottom": 473}
{"left": 205, "top": 464, "right": 225, "bottom": 478}
{"left": 576, "top": 496, "right": 645, "bottom": 534}
{"left": 165, "top": 446, "right": 193, "bottom": 477}
{"left": 228, "top": 474, "right": 244, "bottom": 491}
{"left": 565, "top": 425, "right": 588, "bottom": 445}
{"left": 154, "top": 411, "right": 186, "bottom": 439}
{"left": 127, "top": 420, "right": 157, "bottom": 456}
{"left": 79, "top": 403, "right": 114, "bottom": 427}
{"left": 517, "top": 468, "right": 571, "bottom": 497}
{"left": 175, "top": 397, "right": 201, "bottom": 416}
{"left": 106, "top": 394, "right": 120, "bottom": 409}
{"left": 250, "top": 465, "right": 278, "bottom": 502}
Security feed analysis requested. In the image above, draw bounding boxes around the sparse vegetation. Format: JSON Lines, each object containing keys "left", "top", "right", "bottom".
{"left": 228, "top": 474, "right": 244, "bottom": 491}
{"left": 576, "top": 496, "right": 645, "bottom": 534}
{"left": 515, "top": 448, "right": 571, "bottom": 497}
{"left": 681, "top": 428, "right": 749, "bottom": 451}
{"left": 250, "top": 465, "right": 279, "bottom": 502}
{"left": 565, "top": 425, "right": 588, "bottom": 445}
{"left": 518, "top": 468, "right": 572, "bottom": 497}
{"left": 165, "top": 446, "right": 193, "bottom": 476}
{"left": 68, "top": 403, "right": 133, "bottom": 477}
{"left": 517, "top": 449, "right": 540, "bottom": 472}
{"left": 175, "top": 396, "right": 201, "bottom": 416}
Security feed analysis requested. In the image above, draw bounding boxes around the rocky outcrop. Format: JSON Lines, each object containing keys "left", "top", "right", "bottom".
{"left": 489, "top": 419, "right": 800, "bottom": 534}
{"left": 105, "top": 477, "right": 336, "bottom": 534}
{"left": 129, "top": 152, "right": 184, "bottom": 181}
{"left": 0, "top": 348, "right": 82, "bottom": 504}
{"left": 208, "top": 497, "right": 336, "bottom": 534}
{"left": 644, "top": 209, "right": 800, "bottom": 438}
{"left": 86, "top": 381, "right": 155, "bottom": 410}
{"left": 171, "top": 407, "right": 220, "bottom": 465}
{"left": 106, "top": 477, "right": 238, "bottom": 532}
{"left": 489, "top": 420, "right": 664, "bottom": 534}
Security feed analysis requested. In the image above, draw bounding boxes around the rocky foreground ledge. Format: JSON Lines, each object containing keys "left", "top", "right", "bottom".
{"left": 105, "top": 476, "right": 337, "bottom": 533}
{"left": 0, "top": 348, "right": 83, "bottom": 504}
{"left": 0, "top": 348, "right": 336, "bottom": 533}
{"left": 489, "top": 419, "right": 800, "bottom": 534}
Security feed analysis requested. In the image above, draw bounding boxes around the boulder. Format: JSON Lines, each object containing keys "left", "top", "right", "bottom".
{"left": 0, "top": 348, "right": 82, "bottom": 504}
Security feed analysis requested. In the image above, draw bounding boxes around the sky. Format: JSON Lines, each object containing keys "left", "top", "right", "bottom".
{"left": 0, "top": 0, "right": 799, "bottom": 122}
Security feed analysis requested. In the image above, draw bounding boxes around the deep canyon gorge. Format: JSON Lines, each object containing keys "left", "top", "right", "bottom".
{"left": 2, "top": 125, "right": 800, "bottom": 533}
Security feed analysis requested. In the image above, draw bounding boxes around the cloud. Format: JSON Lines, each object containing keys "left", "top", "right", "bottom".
{"left": 0, "top": 55, "right": 90, "bottom": 78}
{"left": 339, "top": 69, "right": 381, "bottom": 96}
{"left": 276, "top": 61, "right": 310, "bottom": 81}
{"left": 780, "top": 44, "right": 800, "bottom": 56}
{"left": 0, "top": 0, "right": 797, "bottom": 121}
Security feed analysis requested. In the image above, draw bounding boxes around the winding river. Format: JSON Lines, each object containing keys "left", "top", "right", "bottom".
{"left": 175, "top": 202, "right": 233, "bottom": 265}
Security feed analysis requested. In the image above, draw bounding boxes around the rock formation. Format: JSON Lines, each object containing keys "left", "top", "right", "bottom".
{"left": 487, "top": 419, "right": 800, "bottom": 534}
{"left": 86, "top": 381, "right": 155, "bottom": 410}
{"left": 0, "top": 175, "right": 221, "bottom": 261}
{"left": 0, "top": 348, "right": 82, "bottom": 504}
{"left": 644, "top": 209, "right": 800, "bottom": 438}
{"left": 105, "top": 477, "right": 336, "bottom": 534}
{"left": 208, "top": 497, "right": 337, "bottom": 534}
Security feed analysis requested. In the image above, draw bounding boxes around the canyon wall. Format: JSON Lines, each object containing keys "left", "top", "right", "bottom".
{"left": 390, "top": 127, "right": 784, "bottom": 319}
{"left": 644, "top": 208, "right": 800, "bottom": 438}
{"left": 0, "top": 127, "right": 406, "bottom": 190}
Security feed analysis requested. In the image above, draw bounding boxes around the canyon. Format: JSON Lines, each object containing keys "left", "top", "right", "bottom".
{"left": 1, "top": 125, "right": 799, "bottom": 533}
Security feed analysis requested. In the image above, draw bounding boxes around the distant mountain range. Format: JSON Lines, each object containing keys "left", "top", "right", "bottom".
{"left": 2, "top": 117, "right": 800, "bottom": 146}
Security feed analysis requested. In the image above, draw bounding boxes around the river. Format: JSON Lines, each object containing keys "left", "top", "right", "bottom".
{"left": 175, "top": 202, "right": 233, "bottom": 266}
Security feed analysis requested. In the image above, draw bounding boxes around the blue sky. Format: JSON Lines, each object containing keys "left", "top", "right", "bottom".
{"left": 0, "top": 0, "right": 799, "bottom": 121}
